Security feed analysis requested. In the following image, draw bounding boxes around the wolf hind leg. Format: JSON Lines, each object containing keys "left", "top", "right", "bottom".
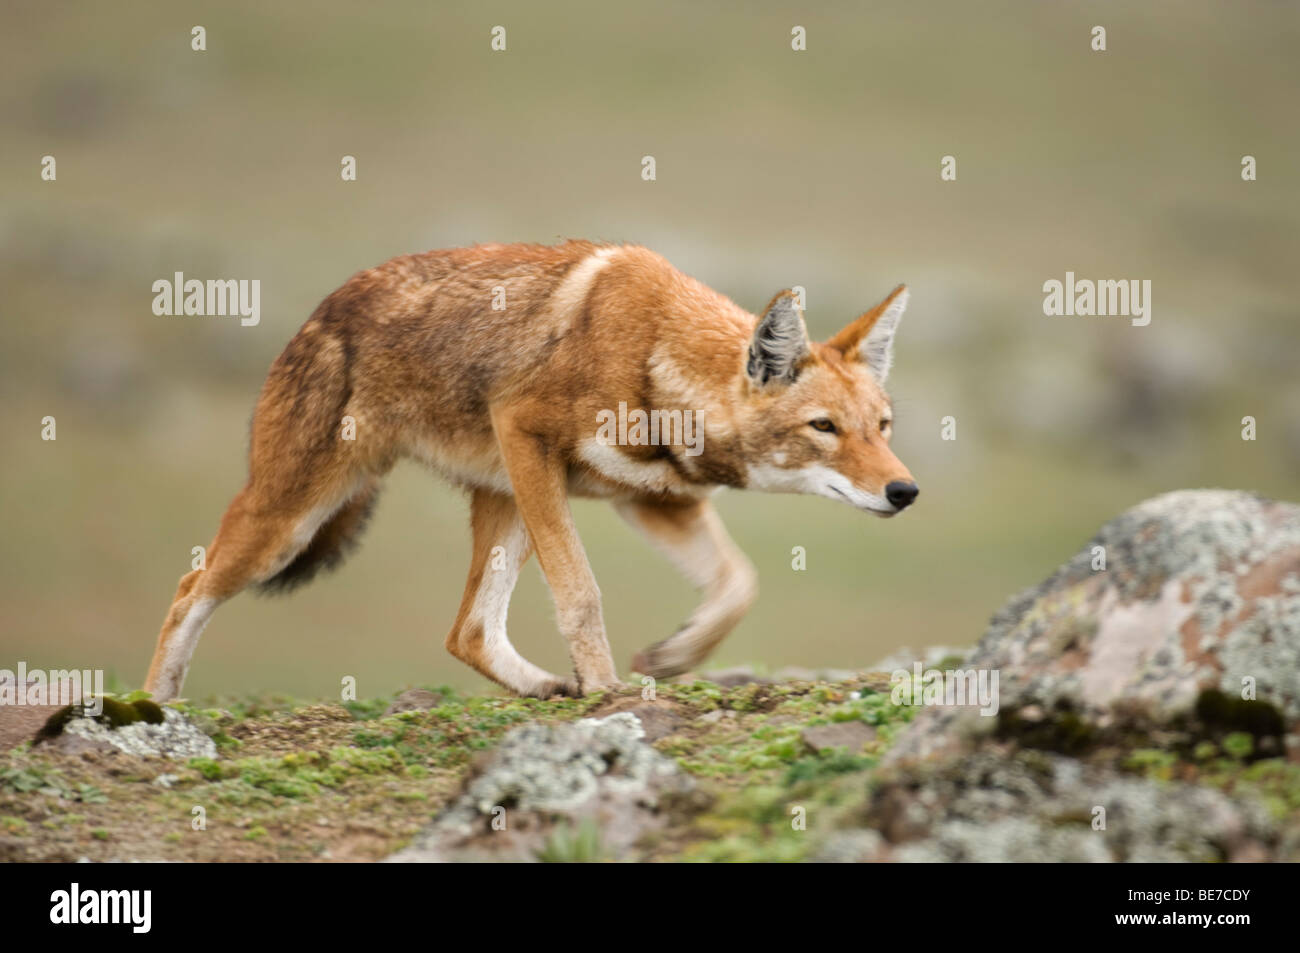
{"left": 144, "top": 473, "right": 375, "bottom": 701}
{"left": 444, "top": 488, "right": 580, "bottom": 698}
{"left": 615, "top": 497, "right": 758, "bottom": 679}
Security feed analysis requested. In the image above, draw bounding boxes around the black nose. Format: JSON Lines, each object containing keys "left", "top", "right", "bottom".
{"left": 885, "top": 480, "right": 919, "bottom": 510}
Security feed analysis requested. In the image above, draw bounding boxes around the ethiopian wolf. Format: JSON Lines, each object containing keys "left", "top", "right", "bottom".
{"left": 145, "top": 242, "right": 918, "bottom": 700}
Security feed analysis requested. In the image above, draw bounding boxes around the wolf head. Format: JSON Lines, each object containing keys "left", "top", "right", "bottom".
{"left": 740, "top": 284, "right": 917, "bottom": 516}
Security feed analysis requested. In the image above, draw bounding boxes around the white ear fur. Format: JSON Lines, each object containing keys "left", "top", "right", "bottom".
{"left": 747, "top": 293, "right": 810, "bottom": 386}
{"left": 860, "top": 288, "right": 907, "bottom": 383}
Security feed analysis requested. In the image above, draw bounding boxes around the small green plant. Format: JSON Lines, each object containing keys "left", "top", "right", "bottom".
{"left": 0, "top": 765, "right": 106, "bottom": 803}
{"left": 783, "top": 750, "right": 873, "bottom": 784}
{"left": 1122, "top": 748, "right": 1178, "bottom": 780}
{"left": 535, "top": 820, "right": 605, "bottom": 863}
{"left": 1222, "top": 731, "right": 1254, "bottom": 760}
{"left": 188, "top": 757, "right": 224, "bottom": 781}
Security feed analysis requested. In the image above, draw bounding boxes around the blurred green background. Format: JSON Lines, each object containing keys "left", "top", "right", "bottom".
{"left": 2, "top": 1, "right": 1297, "bottom": 699}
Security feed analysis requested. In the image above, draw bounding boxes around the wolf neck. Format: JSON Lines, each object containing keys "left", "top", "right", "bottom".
{"left": 639, "top": 335, "right": 750, "bottom": 490}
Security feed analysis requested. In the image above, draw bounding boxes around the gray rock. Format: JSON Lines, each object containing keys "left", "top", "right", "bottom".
{"left": 888, "top": 490, "right": 1300, "bottom": 762}
{"left": 387, "top": 713, "right": 697, "bottom": 862}
{"left": 861, "top": 751, "right": 1280, "bottom": 863}
{"left": 48, "top": 708, "right": 217, "bottom": 761}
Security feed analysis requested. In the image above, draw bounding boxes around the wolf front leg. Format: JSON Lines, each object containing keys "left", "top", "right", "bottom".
{"left": 615, "top": 497, "right": 758, "bottom": 679}
{"left": 491, "top": 405, "right": 622, "bottom": 694}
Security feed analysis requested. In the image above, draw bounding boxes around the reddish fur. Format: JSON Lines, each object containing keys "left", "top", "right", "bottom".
{"left": 144, "top": 241, "right": 913, "bottom": 700}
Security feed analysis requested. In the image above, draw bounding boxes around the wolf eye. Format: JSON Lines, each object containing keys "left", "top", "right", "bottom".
{"left": 810, "top": 418, "right": 837, "bottom": 434}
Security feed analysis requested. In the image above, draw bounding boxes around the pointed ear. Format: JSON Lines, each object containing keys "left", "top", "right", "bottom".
{"left": 826, "top": 284, "right": 908, "bottom": 382}
{"left": 747, "top": 290, "right": 810, "bottom": 387}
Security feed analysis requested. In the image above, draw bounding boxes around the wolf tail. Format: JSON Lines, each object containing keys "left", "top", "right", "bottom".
{"left": 256, "top": 480, "right": 381, "bottom": 595}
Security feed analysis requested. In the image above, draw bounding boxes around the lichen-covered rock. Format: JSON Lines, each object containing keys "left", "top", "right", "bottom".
{"left": 387, "top": 713, "right": 699, "bottom": 862}
{"left": 845, "top": 751, "right": 1285, "bottom": 862}
{"left": 46, "top": 708, "right": 217, "bottom": 760}
{"left": 888, "top": 490, "right": 1300, "bottom": 761}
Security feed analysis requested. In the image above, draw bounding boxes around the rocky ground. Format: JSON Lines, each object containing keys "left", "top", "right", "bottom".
{"left": 2, "top": 489, "right": 1299, "bottom": 862}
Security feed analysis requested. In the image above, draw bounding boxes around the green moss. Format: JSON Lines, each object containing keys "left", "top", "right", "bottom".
{"left": 1123, "top": 748, "right": 1178, "bottom": 781}
{"left": 34, "top": 705, "right": 76, "bottom": 741}
{"left": 342, "top": 696, "right": 395, "bottom": 721}
{"left": 783, "top": 751, "right": 874, "bottom": 784}
{"left": 728, "top": 684, "right": 765, "bottom": 712}
{"left": 188, "top": 744, "right": 411, "bottom": 804}
{"left": 130, "top": 699, "right": 165, "bottom": 725}
{"left": 680, "top": 782, "right": 826, "bottom": 863}
{"left": 328, "top": 746, "right": 404, "bottom": 774}
{"left": 188, "top": 758, "right": 223, "bottom": 781}
{"left": 99, "top": 697, "right": 142, "bottom": 727}
{"left": 1222, "top": 732, "right": 1254, "bottom": 760}
{"left": 684, "top": 832, "right": 811, "bottom": 862}
{"left": 389, "top": 790, "right": 427, "bottom": 802}
{"left": 0, "top": 764, "right": 106, "bottom": 803}
{"left": 1198, "top": 757, "right": 1300, "bottom": 821}
{"left": 346, "top": 690, "right": 596, "bottom": 768}
{"left": 661, "top": 681, "right": 724, "bottom": 711}
{"left": 34, "top": 695, "right": 168, "bottom": 744}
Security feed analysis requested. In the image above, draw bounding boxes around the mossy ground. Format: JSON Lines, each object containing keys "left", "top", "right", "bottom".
{"left": 0, "top": 675, "right": 918, "bottom": 862}
{"left": 0, "top": 689, "right": 601, "bottom": 861}
{"left": 2, "top": 675, "right": 1295, "bottom": 862}
{"left": 637, "top": 675, "right": 917, "bottom": 861}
